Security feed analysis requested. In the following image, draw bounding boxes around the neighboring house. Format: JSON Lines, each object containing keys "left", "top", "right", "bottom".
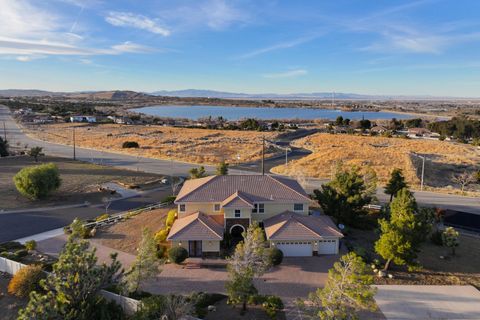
{"left": 167, "top": 175, "right": 343, "bottom": 258}
{"left": 370, "top": 125, "right": 388, "bottom": 134}
{"left": 70, "top": 115, "right": 96, "bottom": 123}
{"left": 407, "top": 127, "right": 431, "bottom": 138}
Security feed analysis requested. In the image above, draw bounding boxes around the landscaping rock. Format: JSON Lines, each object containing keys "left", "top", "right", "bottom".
{"left": 378, "top": 270, "right": 387, "bottom": 278}
{"left": 207, "top": 305, "right": 217, "bottom": 312}
{"left": 388, "top": 274, "right": 393, "bottom": 279}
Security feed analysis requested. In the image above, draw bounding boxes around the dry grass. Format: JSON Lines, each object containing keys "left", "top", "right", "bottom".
{"left": 272, "top": 133, "right": 480, "bottom": 190}
{"left": 95, "top": 207, "right": 172, "bottom": 254}
{"left": 27, "top": 123, "right": 278, "bottom": 164}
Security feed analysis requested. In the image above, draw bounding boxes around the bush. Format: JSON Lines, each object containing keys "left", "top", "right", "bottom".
{"left": 0, "top": 241, "right": 24, "bottom": 251}
{"left": 162, "top": 195, "right": 176, "bottom": 204}
{"left": 91, "top": 296, "right": 126, "bottom": 320}
{"left": 15, "top": 249, "right": 28, "bottom": 258}
{"left": 190, "top": 292, "right": 226, "bottom": 318}
{"left": 269, "top": 248, "right": 284, "bottom": 266}
{"left": 25, "top": 240, "right": 37, "bottom": 251}
{"left": 156, "top": 245, "right": 167, "bottom": 259}
{"left": 96, "top": 213, "right": 110, "bottom": 222}
{"left": 122, "top": 141, "right": 139, "bottom": 148}
{"left": 165, "top": 209, "right": 177, "bottom": 228}
{"left": 133, "top": 295, "right": 167, "bottom": 320}
{"left": 248, "top": 294, "right": 267, "bottom": 305}
{"left": 352, "top": 246, "right": 370, "bottom": 262}
{"left": 155, "top": 229, "right": 170, "bottom": 243}
{"left": 168, "top": 247, "right": 188, "bottom": 264}
{"left": 262, "top": 295, "right": 284, "bottom": 319}
{"left": 8, "top": 264, "right": 45, "bottom": 298}
{"left": 13, "top": 163, "right": 61, "bottom": 199}
{"left": 430, "top": 230, "right": 443, "bottom": 246}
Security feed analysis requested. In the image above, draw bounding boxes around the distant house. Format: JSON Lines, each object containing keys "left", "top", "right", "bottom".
{"left": 408, "top": 127, "right": 432, "bottom": 138}
{"left": 32, "top": 116, "right": 53, "bottom": 124}
{"left": 168, "top": 175, "right": 343, "bottom": 258}
{"left": 70, "top": 115, "right": 96, "bottom": 123}
{"left": 370, "top": 125, "right": 388, "bottom": 134}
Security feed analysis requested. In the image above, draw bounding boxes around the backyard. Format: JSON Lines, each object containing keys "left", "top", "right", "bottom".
{"left": 0, "top": 155, "right": 165, "bottom": 210}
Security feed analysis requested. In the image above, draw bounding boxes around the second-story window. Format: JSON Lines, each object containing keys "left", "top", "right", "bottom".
{"left": 234, "top": 209, "right": 241, "bottom": 218}
{"left": 214, "top": 203, "right": 221, "bottom": 212}
{"left": 258, "top": 203, "right": 265, "bottom": 213}
{"left": 294, "top": 203, "right": 304, "bottom": 211}
{"left": 179, "top": 204, "right": 186, "bottom": 212}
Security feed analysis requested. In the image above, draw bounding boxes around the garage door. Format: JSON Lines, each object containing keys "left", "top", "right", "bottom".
{"left": 275, "top": 241, "right": 312, "bottom": 257}
{"left": 318, "top": 239, "right": 337, "bottom": 254}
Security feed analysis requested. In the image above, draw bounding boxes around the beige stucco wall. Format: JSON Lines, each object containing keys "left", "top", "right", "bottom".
{"left": 224, "top": 207, "right": 251, "bottom": 219}
{"left": 251, "top": 202, "right": 309, "bottom": 222}
{"left": 178, "top": 202, "right": 224, "bottom": 217}
{"left": 171, "top": 240, "right": 188, "bottom": 250}
{"left": 202, "top": 240, "right": 220, "bottom": 252}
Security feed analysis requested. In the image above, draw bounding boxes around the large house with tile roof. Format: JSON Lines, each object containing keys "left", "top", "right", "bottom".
{"left": 167, "top": 175, "right": 343, "bottom": 258}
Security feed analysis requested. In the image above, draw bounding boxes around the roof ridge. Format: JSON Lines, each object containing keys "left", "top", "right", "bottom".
{"left": 268, "top": 175, "right": 311, "bottom": 201}
{"left": 175, "top": 176, "right": 217, "bottom": 202}
{"left": 294, "top": 214, "right": 323, "bottom": 238}
{"left": 198, "top": 213, "right": 223, "bottom": 238}
{"left": 168, "top": 212, "right": 200, "bottom": 238}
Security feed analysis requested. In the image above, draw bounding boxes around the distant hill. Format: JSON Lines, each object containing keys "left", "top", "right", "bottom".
{"left": 68, "top": 90, "right": 151, "bottom": 100}
{"left": 0, "top": 89, "right": 65, "bottom": 97}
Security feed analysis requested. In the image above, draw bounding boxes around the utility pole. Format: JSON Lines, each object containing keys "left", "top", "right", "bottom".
{"left": 420, "top": 155, "right": 425, "bottom": 191}
{"left": 261, "top": 136, "right": 265, "bottom": 175}
{"left": 285, "top": 148, "right": 288, "bottom": 166}
{"left": 72, "top": 127, "right": 76, "bottom": 160}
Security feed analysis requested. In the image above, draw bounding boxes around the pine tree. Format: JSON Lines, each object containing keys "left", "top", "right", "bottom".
{"left": 216, "top": 161, "right": 229, "bottom": 175}
{"left": 384, "top": 168, "right": 408, "bottom": 202}
{"left": 0, "top": 136, "right": 8, "bottom": 157}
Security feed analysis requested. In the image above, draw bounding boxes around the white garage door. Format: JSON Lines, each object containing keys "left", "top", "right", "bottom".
{"left": 275, "top": 241, "right": 312, "bottom": 257}
{"left": 318, "top": 239, "right": 338, "bottom": 254}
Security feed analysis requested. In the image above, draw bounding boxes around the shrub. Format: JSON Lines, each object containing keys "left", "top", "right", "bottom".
{"left": 168, "top": 247, "right": 188, "bottom": 264}
{"left": 156, "top": 245, "right": 167, "bottom": 259}
{"left": 0, "top": 241, "right": 24, "bottom": 251}
{"left": 165, "top": 209, "right": 177, "bottom": 228}
{"left": 122, "top": 141, "right": 139, "bottom": 148}
{"left": 190, "top": 292, "right": 226, "bottom": 318}
{"left": 262, "top": 295, "right": 284, "bottom": 319}
{"left": 430, "top": 230, "right": 443, "bottom": 246}
{"left": 133, "top": 295, "right": 167, "bottom": 320}
{"left": 13, "top": 163, "right": 61, "bottom": 199}
{"left": 248, "top": 294, "right": 267, "bottom": 305}
{"left": 96, "top": 213, "right": 110, "bottom": 222}
{"left": 155, "top": 229, "right": 170, "bottom": 243}
{"left": 162, "top": 195, "right": 176, "bottom": 204}
{"left": 8, "top": 264, "right": 45, "bottom": 298}
{"left": 90, "top": 296, "right": 125, "bottom": 320}
{"left": 25, "top": 240, "right": 37, "bottom": 251}
{"left": 269, "top": 248, "right": 284, "bottom": 266}
{"left": 15, "top": 249, "right": 28, "bottom": 258}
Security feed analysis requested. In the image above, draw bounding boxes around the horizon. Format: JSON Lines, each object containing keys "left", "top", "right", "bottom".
{"left": 1, "top": 1, "right": 480, "bottom": 96}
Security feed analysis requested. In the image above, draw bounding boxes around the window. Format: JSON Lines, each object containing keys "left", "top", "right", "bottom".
{"left": 179, "top": 204, "right": 186, "bottom": 212}
{"left": 234, "top": 209, "right": 241, "bottom": 218}
{"left": 214, "top": 203, "right": 221, "bottom": 212}
{"left": 252, "top": 204, "right": 257, "bottom": 213}
{"left": 294, "top": 203, "right": 304, "bottom": 211}
{"left": 252, "top": 203, "right": 265, "bottom": 213}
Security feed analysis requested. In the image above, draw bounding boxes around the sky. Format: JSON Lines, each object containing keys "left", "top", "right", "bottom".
{"left": 1, "top": 0, "right": 480, "bottom": 96}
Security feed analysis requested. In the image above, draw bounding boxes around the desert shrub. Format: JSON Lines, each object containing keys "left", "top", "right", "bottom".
{"left": 262, "top": 295, "right": 284, "bottom": 319}
{"left": 168, "top": 247, "right": 188, "bottom": 264}
{"left": 430, "top": 230, "right": 443, "bottom": 246}
{"left": 155, "top": 229, "right": 170, "bottom": 243}
{"left": 96, "top": 213, "right": 110, "bottom": 222}
{"left": 13, "top": 163, "right": 61, "bottom": 199}
{"left": 248, "top": 294, "right": 267, "bottom": 305}
{"left": 15, "top": 249, "right": 28, "bottom": 258}
{"left": 162, "top": 195, "right": 176, "bottom": 204}
{"left": 8, "top": 264, "right": 45, "bottom": 298}
{"left": 0, "top": 241, "right": 24, "bottom": 251}
{"left": 156, "top": 245, "right": 167, "bottom": 259}
{"left": 90, "top": 296, "right": 125, "bottom": 320}
{"left": 268, "top": 247, "right": 284, "bottom": 266}
{"left": 133, "top": 295, "right": 167, "bottom": 320}
{"left": 25, "top": 240, "right": 37, "bottom": 251}
{"left": 165, "top": 209, "right": 177, "bottom": 228}
{"left": 122, "top": 141, "right": 139, "bottom": 148}
{"left": 190, "top": 292, "right": 226, "bottom": 318}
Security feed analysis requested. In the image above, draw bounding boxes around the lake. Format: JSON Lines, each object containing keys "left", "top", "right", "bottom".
{"left": 131, "top": 105, "right": 413, "bottom": 121}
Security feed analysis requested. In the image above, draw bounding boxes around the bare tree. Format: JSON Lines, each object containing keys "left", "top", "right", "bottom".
{"left": 162, "top": 295, "right": 194, "bottom": 320}
{"left": 452, "top": 171, "right": 476, "bottom": 192}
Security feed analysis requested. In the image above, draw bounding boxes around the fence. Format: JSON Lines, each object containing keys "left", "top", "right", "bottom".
{"left": 0, "top": 256, "right": 140, "bottom": 315}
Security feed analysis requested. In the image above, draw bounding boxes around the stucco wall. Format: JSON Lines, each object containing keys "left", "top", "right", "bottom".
{"left": 178, "top": 202, "right": 223, "bottom": 217}
{"left": 202, "top": 240, "right": 220, "bottom": 252}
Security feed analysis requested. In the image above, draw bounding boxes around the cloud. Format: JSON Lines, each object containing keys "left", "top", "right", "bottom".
{"left": 262, "top": 69, "right": 307, "bottom": 79}
{"left": 105, "top": 11, "right": 170, "bottom": 36}
{"left": 236, "top": 34, "right": 319, "bottom": 59}
{"left": 111, "top": 41, "right": 153, "bottom": 53}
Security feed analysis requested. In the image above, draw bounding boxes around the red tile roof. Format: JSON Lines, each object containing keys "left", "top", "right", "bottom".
{"left": 167, "top": 212, "right": 224, "bottom": 241}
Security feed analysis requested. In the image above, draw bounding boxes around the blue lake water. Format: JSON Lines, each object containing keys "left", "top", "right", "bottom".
{"left": 131, "top": 105, "right": 413, "bottom": 121}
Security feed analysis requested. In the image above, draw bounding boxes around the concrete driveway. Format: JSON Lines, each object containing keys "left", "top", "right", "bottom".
{"left": 375, "top": 285, "right": 480, "bottom": 320}
{"left": 143, "top": 255, "right": 338, "bottom": 301}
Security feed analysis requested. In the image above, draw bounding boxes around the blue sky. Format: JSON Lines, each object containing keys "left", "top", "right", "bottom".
{"left": 1, "top": 0, "right": 480, "bottom": 96}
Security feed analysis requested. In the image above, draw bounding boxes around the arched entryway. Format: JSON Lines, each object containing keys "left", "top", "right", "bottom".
{"left": 230, "top": 224, "right": 245, "bottom": 238}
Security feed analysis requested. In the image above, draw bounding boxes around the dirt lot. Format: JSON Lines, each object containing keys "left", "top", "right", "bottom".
{"left": 0, "top": 155, "right": 164, "bottom": 210}
{"left": 0, "top": 273, "right": 27, "bottom": 320}
{"left": 272, "top": 133, "right": 480, "bottom": 193}
{"left": 26, "top": 123, "right": 279, "bottom": 165}
{"left": 347, "top": 229, "right": 480, "bottom": 288}
{"left": 95, "top": 207, "right": 172, "bottom": 254}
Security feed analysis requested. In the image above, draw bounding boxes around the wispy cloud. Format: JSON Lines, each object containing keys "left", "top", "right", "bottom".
{"left": 262, "top": 69, "right": 307, "bottom": 79}
{"left": 105, "top": 11, "right": 170, "bottom": 36}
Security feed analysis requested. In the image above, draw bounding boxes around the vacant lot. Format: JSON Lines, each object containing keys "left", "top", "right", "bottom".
{"left": 272, "top": 133, "right": 480, "bottom": 192}
{"left": 0, "top": 156, "right": 163, "bottom": 210}
{"left": 95, "top": 207, "right": 172, "bottom": 254}
{"left": 27, "top": 123, "right": 279, "bottom": 164}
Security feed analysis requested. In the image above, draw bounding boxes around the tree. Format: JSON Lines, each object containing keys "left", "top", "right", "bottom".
{"left": 442, "top": 227, "right": 460, "bottom": 256}
{"left": 303, "top": 252, "right": 376, "bottom": 320}
{"left": 27, "top": 146, "right": 44, "bottom": 162}
{"left": 335, "top": 116, "right": 344, "bottom": 126}
{"left": 18, "top": 219, "right": 122, "bottom": 320}
{"left": 226, "top": 223, "right": 271, "bottom": 311}
{"left": 124, "top": 228, "right": 162, "bottom": 294}
{"left": 163, "top": 294, "right": 194, "bottom": 320}
{"left": 0, "top": 136, "right": 8, "bottom": 157}
{"left": 384, "top": 168, "right": 408, "bottom": 202}
{"left": 375, "top": 189, "right": 422, "bottom": 270}
{"left": 362, "top": 166, "right": 378, "bottom": 198}
{"left": 451, "top": 171, "right": 476, "bottom": 193}
{"left": 359, "top": 119, "right": 371, "bottom": 130}
{"left": 189, "top": 166, "right": 206, "bottom": 179}
{"left": 13, "top": 163, "right": 61, "bottom": 199}
{"left": 216, "top": 161, "right": 229, "bottom": 175}
{"left": 313, "top": 165, "right": 371, "bottom": 226}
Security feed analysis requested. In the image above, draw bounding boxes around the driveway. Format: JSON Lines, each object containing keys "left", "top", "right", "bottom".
{"left": 375, "top": 285, "right": 480, "bottom": 320}
{"left": 143, "top": 256, "right": 337, "bottom": 301}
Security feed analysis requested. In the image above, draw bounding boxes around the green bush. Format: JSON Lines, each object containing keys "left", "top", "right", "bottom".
{"left": 262, "top": 295, "right": 284, "bottom": 319}
{"left": 430, "top": 230, "right": 443, "bottom": 246}
{"left": 133, "top": 295, "right": 167, "bottom": 320}
{"left": 0, "top": 241, "right": 24, "bottom": 251}
{"left": 13, "top": 163, "right": 61, "bottom": 199}
{"left": 122, "top": 141, "right": 139, "bottom": 148}
{"left": 25, "top": 240, "right": 37, "bottom": 251}
{"left": 156, "top": 245, "right": 167, "bottom": 259}
{"left": 165, "top": 209, "right": 177, "bottom": 228}
{"left": 269, "top": 247, "right": 284, "bottom": 266}
{"left": 248, "top": 294, "right": 267, "bottom": 305}
{"left": 168, "top": 247, "right": 188, "bottom": 264}
{"left": 8, "top": 264, "right": 45, "bottom": 298}
{"left": 90, "top": 296, "right": 125, "bottom": 320}
{"left": 15, "top": 249, "right": 28, "bottom": 258}
{"left": 190, "top": 292, "right": 226, "bottom": 318}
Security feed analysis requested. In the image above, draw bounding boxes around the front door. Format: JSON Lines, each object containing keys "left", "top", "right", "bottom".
{"left": 188, "top": 240, "right": 202, "bottom": 257}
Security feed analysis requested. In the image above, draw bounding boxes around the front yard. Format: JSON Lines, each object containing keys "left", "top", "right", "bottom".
{"left": 0, "top": 273, "right": 28, "bottom": 320}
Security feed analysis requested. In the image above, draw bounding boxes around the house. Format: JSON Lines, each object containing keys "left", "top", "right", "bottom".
{"left": 70, "top": 115, "right": 96, "bottom": 123}
{"left": 167, "top": 175, "right": 343, "bottom": 258}
{"left": 370, "top": 125, "right": 388, "bottom": 134}
{"left": 407, "top": 127, "right": 431, "bottom": 138}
